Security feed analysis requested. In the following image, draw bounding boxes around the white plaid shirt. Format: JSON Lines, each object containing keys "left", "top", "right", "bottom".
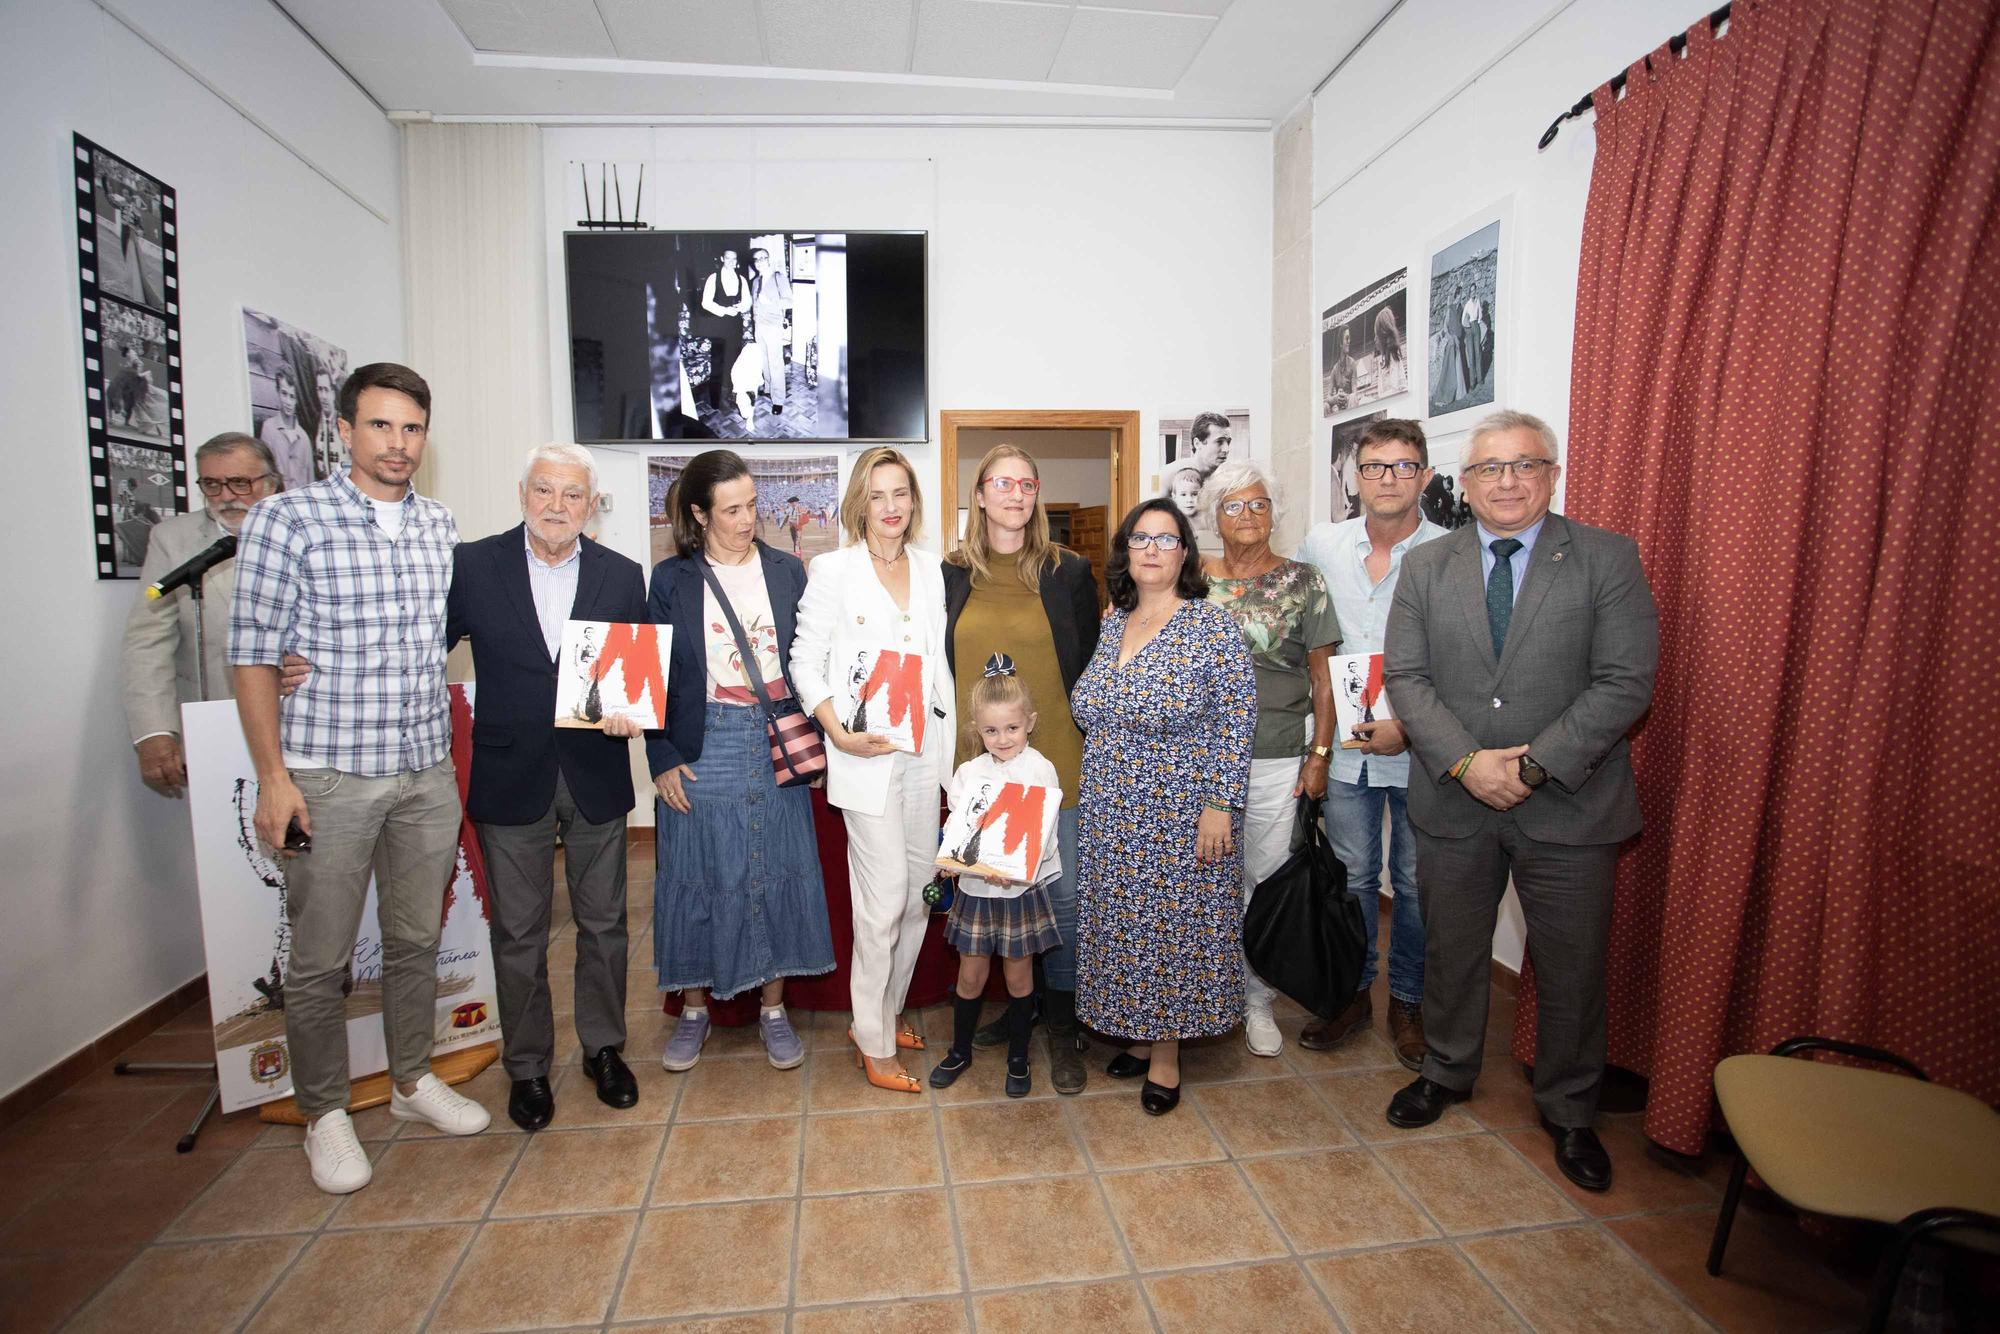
{"left": 228, "top": 470, "right": 458, "bottom": 777}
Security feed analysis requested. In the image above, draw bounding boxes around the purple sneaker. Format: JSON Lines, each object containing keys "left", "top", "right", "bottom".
{"left": 759, "top": 1008, "right": 805, "bottom": 1070}
{"left": 662, "top": 1009, "right": 709, "bottom": 1072}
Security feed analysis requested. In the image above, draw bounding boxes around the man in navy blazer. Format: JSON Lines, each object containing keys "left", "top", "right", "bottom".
{"left": 446, "top": 444, "right": 649, "bottom": 1131}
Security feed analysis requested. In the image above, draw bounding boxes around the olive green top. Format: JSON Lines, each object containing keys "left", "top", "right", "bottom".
{"left": 951, "top": 551, "right": 1084, "bottom": 808}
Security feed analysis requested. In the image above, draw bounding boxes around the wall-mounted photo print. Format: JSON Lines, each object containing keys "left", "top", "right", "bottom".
{"left": 1328, "top": 411, "right": 1387, "bottom": 522}
{"left": 647, "top": 451, "right": 844, "bottom": 570}
{"left": 107, "top": 440, "right": 176, "bottom": 578}
{"left": 91, "top": 149, "right": 166, "bottom": 311}
{"left": 1158, "top": 407, "right": 1252, "bottom": 551}
{"left": 101, "top": 298, "right": 171, "bottom": 443}
{"left": 243, "top": 309, "right": 352, "bottom": 491}
{"left": 1424, "top": 198, "right": 1512, "bottom": 432}
{"left": 1322, "top": 270, "right": 1409, "bottom": 416}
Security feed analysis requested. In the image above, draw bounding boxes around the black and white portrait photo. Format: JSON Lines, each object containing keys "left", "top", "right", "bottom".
{"left": 243, "top": 309, "right": 351, "bottom": 491}
{"left": 1428, "top": 218, "right": 1500, "bottom": 419}
{"left": 1321, "top": 270, "right": 1410, "bottom": 416}
{"left": 92, "top": 152, "right": 167, "bottom": 311}
{"left": 1327, "top": 411, "right": 1386, "bottom": 521}
{"left": 108, "top": 440, "right": 176, "bottom": 577}
{"left": 1420, "top": 469, "right": 1475, "bottom": 529}
{"left": 101, "top": 298, "right": 171, "bottom": 443}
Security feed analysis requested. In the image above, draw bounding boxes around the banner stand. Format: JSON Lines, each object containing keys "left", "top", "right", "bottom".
{"left": 257, "top": 1040, "right": 499, "bottom": 1125}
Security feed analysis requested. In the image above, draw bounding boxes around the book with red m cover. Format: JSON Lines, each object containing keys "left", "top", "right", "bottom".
{"left": 555, "top": 621, "right": 670, "bottom": 729}
{"left": 1332, "top": 651, "right": 1391, "bottom": 748}
{"left": 837, "top": 647, "right": 929, "bottom": 754}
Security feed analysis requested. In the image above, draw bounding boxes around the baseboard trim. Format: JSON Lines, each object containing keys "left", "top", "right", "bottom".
{"left": 0, "top": 974, "right": 210, "bottom": 1134}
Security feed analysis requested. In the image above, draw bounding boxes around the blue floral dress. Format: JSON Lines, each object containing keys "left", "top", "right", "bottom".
{"left": 1072, "top": 598, "right": 1256, "bottom": 1041}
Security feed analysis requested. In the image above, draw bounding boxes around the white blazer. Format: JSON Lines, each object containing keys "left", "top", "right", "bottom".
{"left": 790, "top": 542, "right": 955, "bottom": 816}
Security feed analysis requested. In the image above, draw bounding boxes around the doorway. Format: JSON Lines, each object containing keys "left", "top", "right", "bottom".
{"left": 938, "top": 409, "right": 1142, "bottom": 595}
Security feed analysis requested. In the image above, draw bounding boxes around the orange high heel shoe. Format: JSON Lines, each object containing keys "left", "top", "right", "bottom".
{"left": 896, "top": 1024, "right": 926, "bottom": 1051}
{"left": 849, "top": 1027, "right": 922, "bottom": 1093}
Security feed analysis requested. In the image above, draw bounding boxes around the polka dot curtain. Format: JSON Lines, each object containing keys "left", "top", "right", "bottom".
{"left": 1516, "top": 0, "right": 2000, "bottom": 1156}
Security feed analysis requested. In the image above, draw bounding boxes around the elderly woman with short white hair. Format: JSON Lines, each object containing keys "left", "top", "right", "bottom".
{"left": 1197, "top": 459, "right": 1342, "bottom": 1058}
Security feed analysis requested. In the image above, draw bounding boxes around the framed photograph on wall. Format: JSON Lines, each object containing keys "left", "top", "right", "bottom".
{"left": 1327, "top": 410, "right": 1387, "bottom": 522}
{"left": 1321, "top": 270, "right": 1410, "bottom": 416}
{"left": 646, "top": 449, "right": 846, "bottom": 571}
{"left": 75, "top": 135, "right": 185, "bottom": 579}
{"left": 1157, "top": 407, "right": 1253, "bottom": 552}
{"left": 1423, "top": 197, "right": 1513, "bottom": 434}
{"left": 243, "top": 308, "right": 352, "bottom": 491}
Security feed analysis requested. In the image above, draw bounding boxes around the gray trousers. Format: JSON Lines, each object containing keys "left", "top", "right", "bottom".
{"left": 284, "top": 758, "right": 461, "bottom": 1117}
{"left": 1414, "top": 812, "right": 1619, "bottom": 1126}
{"left": 475, "top": 772, "right": 629, "bottom": 1080}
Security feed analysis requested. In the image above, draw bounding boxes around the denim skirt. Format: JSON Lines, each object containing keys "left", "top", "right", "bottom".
{"left": 654, "top": 702, "right": 834, "bottom": 999}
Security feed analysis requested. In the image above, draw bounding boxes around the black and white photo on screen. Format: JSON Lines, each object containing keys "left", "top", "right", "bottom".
{"left": 1321, "top": 269, "right": 1409, "bottom": 417}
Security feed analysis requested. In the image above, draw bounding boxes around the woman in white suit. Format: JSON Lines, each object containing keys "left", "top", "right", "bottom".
{"left": 791, "top": 446, "right": 954, "bottom": 1093}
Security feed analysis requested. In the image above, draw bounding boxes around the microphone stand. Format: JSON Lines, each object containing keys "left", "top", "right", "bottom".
{"left": 115, "top": 565, "right": 223, "bottom": 1152}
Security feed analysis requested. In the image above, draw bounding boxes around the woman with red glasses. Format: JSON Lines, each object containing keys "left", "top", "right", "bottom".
{"left": 943, "top": 443, "right": 1101, "bottom": 1094}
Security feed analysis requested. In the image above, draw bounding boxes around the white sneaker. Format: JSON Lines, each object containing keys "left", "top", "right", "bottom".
{"left": 1245, "top": 1004, "right": 1284, "bottom": 1058}
{"left": 304, "top": 1109, "right": 373, "bottom": 1194}
{"left": 389, "top": 1073, "right": 492, "bottom": 1136}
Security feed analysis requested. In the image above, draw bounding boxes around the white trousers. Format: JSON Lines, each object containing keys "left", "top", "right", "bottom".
{"left": 1241, "top": 755, "right": 1304, "bottom": 1012}
{"left": 844, "top": 750, "right": 940, "bottom": 1058}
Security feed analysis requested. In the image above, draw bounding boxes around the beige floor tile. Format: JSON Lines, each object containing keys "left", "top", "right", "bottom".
{"left": 929, "top": 1042, "right": 1058, "bottom": 1105}
{"left": 394, "top": 1066, "right": 527, "bottom": 1139}
{"left": 1099, "top": 1163, "right": 1288, "bottom": 1271}
{"left": 971, "top": 1279, "right": 1153, "bottom": 1332}
{"left": 547, "top": 1057, "right": 682, "bottom": 1126}
{"left": 1311, "top": 1069, "right": 1478, "bottom": 1143}
{"left": 1180, "top": 1035, "right": 1291, "bottom": 1085}
{"left": 954, "top": 1176, "right": 1129, "bottom": 1288}
{"left": 618, "top": 1317, "right": 787, "bottom": 1334}
{"left": 431, "top": 1211, "right": 638, "bottom": 1332}
{"left": 803, "top": 1108, "right": 943, "bottom": 1194}
{"left": 1244, "top": 1148, "right": 1438, "bottom": 1252}
{"left": 1308, "top": 1244, "right": 1526, "bottom": 1333}
{"left": 1192, "top": 1078, "right": 1354, "bottom": 1156}
{"left": 162, "top": 1147, "right": 339, "bottom": 1239}
{"left": 792, "top": 1297, "right": 970, "bottom": 1332}
{"left": 253, "top": 1101, "right": 400, "bottom": 1147}
{"left": 1377, "top": 1134, "right": 1579, "bottom": 1235}
{"left": 0, "top": 1083, "right": 183, "bottom": 1168}
{"left": 0, "top": 1149, "right": 231, "bottom": 1252}
{"left": 0, "top": 1247, "right": 140, "bottom": 1334}
{"left": 651, "top": 1116, "right": 802, "bottom": 1205}
{"left": 492, "top": 1122, "right": 665, "bottom": 1215}
{"left": 116, "top": 1090, "right": 270, "bottom": 1157}
{"left": 1145, "top": 1260, "right": 1337, "bottom": 1333}
{"left": 795, "top": 1189, "right": 961, "bottom": 1306}
{"left": 66, "top": 1237, "right": 303, "bottom": 1334}
{"left": 1069, "top": 1091, "right": 1225, "bottom": 1171}
{"left": 804, "top": 1048, "right": 936, "bottom": 1113}
{"left": 326, "top": 1134, "right": 522, "bottom": 1228}
{"left": 1462, "top": 1224, "right": 1709, "bottom": 1334}
{"left": 938, "top": 1100, "right": 1085, "bottom": 1183}
{"left": 1465, "top": 1063, "right": 1543, "bottom": 1131}
{"left": 1279, "top": 1016, "right": 1405, "bottom": 1075}
{"left": 1610, "top": 1208, "right": 1865, "bottom": 1333}
{"left": 676, "top": 1053, "right": 807, "bottom": 1121}
{"left": 246, "top": 1224, "right": 471, "bottom": 1333}
{"left": 1501, "top": 1124, "right": 1718, "bottom": 1218}
{"left": 0, "top": 1157, "right": 81, "bottom": 1233}
{"left": 616, "top": 1199, "right": 795, "bottom": 1320}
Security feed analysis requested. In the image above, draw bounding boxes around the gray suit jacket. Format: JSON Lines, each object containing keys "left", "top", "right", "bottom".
{"left": 1384, "top": 511, "right": 1658, "bottom": 845}
{"left": 121, "top": 509, "right": 236, "bottom": 742}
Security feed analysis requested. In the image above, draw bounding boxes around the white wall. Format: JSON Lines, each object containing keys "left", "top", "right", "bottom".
{"left": 0, "top": 0, "right": 401, "bottom": 1099}
{"left": 1305, "top": 0, "right": 1717, "bottom": 968}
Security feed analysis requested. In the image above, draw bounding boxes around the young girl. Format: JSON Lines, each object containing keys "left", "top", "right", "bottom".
{"left": 930, "top": 657, "right": 1064, "bottom": 1098}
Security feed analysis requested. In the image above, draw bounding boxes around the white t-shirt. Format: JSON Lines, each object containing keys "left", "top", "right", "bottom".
{"left": 369, "top": 494, "right": 406, "bottom": 541}
{"left": 944, "top": 746, "right": 1063, "bottom": 900}
{"left": 703, "top": 557, "right": 786, "bottom": 704}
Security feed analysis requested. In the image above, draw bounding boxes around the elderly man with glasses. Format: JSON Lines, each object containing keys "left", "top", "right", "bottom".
{"left": 1378, "top": 409, "right": 1658, "bottom": 1194}
{"left": 121, "top": 431, "right": 282, "bottom": 797}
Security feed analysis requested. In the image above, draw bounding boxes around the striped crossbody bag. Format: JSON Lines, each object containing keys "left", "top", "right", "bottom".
{"left": 695, "top": 555, "right": 827, "bottom": 787}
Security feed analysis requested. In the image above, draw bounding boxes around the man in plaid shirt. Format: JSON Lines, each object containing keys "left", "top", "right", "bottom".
{"left": 230, "top": 362, "right": 491, "bottom": 1195}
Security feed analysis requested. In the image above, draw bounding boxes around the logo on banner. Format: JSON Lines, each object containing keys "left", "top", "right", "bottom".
{"left": 450, "top": 1000, "right": 489, "bottom": 1029}
{"left": 248, "top": 1039, "right": 289, "bottom": 1085}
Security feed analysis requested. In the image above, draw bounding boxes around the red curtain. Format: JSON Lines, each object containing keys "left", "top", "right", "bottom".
{"left": 1516, "top": 0, "right": 2000, "bottom": 1154}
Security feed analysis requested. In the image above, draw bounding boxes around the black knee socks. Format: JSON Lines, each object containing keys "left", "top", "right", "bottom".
{"left": 1006, "top": 995, "right": 1035, "bottom": 1064}
{"left": 951, "top": 994, "right": 984, "bottom": 1056}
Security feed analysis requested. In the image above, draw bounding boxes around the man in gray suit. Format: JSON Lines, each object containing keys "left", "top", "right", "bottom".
{"left": 1381, "top": 409, "right": 1658, "bottom": 1192}
{"left": 122, "top": 432, "right": 281, "bottom": 796}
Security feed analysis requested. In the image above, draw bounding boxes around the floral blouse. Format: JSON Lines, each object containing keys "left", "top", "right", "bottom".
{"left": 1206, "top": 559, "right": 1342, "bottom": 759}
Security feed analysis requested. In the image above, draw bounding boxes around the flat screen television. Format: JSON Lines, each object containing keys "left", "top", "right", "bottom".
{"left": 565, "top": 230, "right": 927, "bottom": 444}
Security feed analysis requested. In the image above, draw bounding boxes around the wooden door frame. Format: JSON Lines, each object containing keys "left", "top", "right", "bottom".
{"left": 937, "top": 409, "right": 1142, "bottom": 553}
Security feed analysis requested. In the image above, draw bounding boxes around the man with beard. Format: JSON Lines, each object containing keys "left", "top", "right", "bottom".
{"left": 122, "top": 432, "right": 282, "bottom": 797}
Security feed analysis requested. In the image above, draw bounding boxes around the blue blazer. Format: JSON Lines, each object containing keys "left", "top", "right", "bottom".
{"left": 645, "top": 540, "right": 808, "bottom": 776}
{"left": 445, "top": 526, "right": 649, "bottom": 826}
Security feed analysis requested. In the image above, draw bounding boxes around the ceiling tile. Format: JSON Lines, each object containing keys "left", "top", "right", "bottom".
{"left": 1093, "top": 0, "right": 1235, "bottom": 14}
{"left": 912, "top": 0, "right": 1072, "bottom": 82}
{"left": 596, "top": 0, "right": 763, "bottom": 63}
{"left": 759, "top": 0, "right": 916, "bottom": 73}
{"left": 1047, "top": 6, "right": 1216, "bottom": 89}
{"left": 435, "top": 0, "right": 615, "bottom": 57}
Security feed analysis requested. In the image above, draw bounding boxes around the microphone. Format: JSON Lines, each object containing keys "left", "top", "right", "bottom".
{"left": 145, "top": 535, "right": 237, "bottom": 600}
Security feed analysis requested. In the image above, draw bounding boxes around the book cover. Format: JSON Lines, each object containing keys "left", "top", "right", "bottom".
{"left": 555, "top": 620, "right": 669, "bottom": 729}
{"left": 837, "top": 647, "right": 929, "bottom": 754}
{"left": 935, "top": 779, "right": 1062, "bottom": 883}
{"left": 1332, "top": 651, "right": 1391, "bottom": 748}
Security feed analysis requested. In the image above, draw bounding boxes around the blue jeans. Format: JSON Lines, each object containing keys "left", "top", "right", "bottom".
{"left": 1038, "top": 806, "right": 1081, "bottom": 990}
{"left": 1322, "top": 768, "right": 1424, "bottom": 1004}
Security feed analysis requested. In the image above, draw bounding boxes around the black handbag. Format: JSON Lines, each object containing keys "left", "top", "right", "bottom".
{"left": 1242, "top": 796, "right": 1366, "bottom": 1020}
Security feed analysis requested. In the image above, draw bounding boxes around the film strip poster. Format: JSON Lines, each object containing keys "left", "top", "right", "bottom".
{"left": 74, "top": 134, "right": 185, "bottom": 579}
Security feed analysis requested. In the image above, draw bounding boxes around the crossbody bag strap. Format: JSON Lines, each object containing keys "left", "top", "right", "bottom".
{"left": 693, "top": 554, "right": 781, "bottom": 718}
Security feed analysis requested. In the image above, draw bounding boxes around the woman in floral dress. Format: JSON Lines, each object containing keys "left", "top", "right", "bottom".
{"left": 1072, "top": 499, "right": 1255, "bottom": 1115}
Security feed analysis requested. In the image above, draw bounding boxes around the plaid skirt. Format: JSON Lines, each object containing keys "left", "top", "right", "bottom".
{"left": 946, "top": 882, "right": 1063, "bottom": 959}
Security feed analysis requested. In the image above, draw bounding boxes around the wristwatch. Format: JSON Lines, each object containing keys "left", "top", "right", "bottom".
{"left": 1518, "top": 755, "right": 1550, "bottom": 789}
{"left": 1308, "top": 743, "right": 1333, "bottom": 760}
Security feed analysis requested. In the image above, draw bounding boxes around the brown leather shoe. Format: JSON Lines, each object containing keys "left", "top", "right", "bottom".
{"left": 1299, "top": 992, "right": 1372, "bottom": 1051}
{"left": 1387, "top": 999, "right": 1426, "bottom": 1072}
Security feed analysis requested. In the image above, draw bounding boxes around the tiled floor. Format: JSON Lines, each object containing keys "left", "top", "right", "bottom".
{"left": 1, "top": 856, "right": 1873, "bottom": 1333}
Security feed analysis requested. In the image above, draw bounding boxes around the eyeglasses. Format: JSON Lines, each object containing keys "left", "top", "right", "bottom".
{"left": 1220, "top": 498, "right": 1273, "bottom": 516}
{"left": 981, "top": 477, "right": 1040, "bottom": 496}
{"left": 1126, "top": 532, "right": 1184, "bottom": 551}
{"left": 1357, "top": 461, "right": 1423, "bottom": 480}
{"left": 196, "top": 473, "right": 275, "bottom": 496}
{"left": 1464, "top": 458, "right": 1555, "bottom": 483}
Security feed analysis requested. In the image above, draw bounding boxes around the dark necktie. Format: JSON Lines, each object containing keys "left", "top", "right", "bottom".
{"left": 1486, "top": 537, "right": 1523, "bottom": 657}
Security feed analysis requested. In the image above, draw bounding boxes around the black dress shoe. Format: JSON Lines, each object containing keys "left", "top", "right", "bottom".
{"left": 582, "top": 1046, "right": 639, "bottom": 1109}
{"left": 1385, "top": 1075, "right": 1469, "bottom": 1128}
{"left": 1140, "top": 1078, "right": 1181, "bottom": 1116}
{"left": 1541, "top": 1116, "right": 1612, "bottom": 1191}
{"left": 508, "top": 1076, "right": 554, "bottom": 1131}
{"left": 1106, "top": 1051, "right": 1151, "bottom": 1080}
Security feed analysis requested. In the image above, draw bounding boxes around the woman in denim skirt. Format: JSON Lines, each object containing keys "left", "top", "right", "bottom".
{"left": 645, "top": 450, "right": 833, "bottom": 1071}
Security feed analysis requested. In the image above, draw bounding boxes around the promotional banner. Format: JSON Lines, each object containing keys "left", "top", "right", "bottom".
{"left": 182, "top": 687, "right": 501, "bottom": 1112}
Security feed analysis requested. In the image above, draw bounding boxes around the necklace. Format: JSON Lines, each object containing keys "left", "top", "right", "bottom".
{"left": 867, "top": 542, "right": 906, "bottom": 566}
{"left": 1131, "top": 600, "right": 1176, "bottom": 634}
